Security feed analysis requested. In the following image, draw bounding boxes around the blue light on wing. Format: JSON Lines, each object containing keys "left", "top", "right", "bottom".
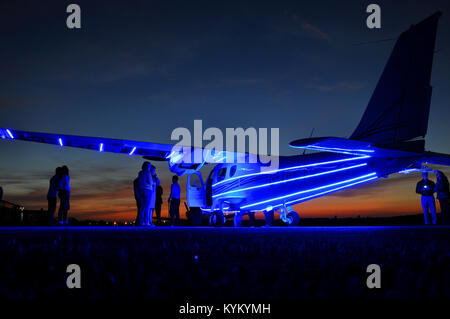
{"left": 6, "top": 129, "right": 14, "bottom": 139}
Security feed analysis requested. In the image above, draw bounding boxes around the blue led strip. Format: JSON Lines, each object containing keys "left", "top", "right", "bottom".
{"left": 6, "top": 129, "right": 14, "bottom": 139}
{"left": 241, "top": 172, "right": 377, "bottom": 209}
{"left": 212, "top": 155, "right": 371, "bottom": 187}
{"left": 213, "top": 163, "right": 368, "bottom": 198}
{"left": 305, "top": 145, "right": 375, "bottom": 153}
{"left": 268, "top": 175, "right": 378, "bottom": 209}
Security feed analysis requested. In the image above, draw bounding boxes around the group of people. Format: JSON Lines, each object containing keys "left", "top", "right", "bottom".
{"left": 47, "top": 165, "right": 71, "bottom": 225}
{"left": 133, "top": 161, "right": 181, "bottom": 226}
{"left": 416, "top": 170, "right": 450, "bottom": 225}
{"left": 42, "top": 162, "right": 450, "bottom": 227}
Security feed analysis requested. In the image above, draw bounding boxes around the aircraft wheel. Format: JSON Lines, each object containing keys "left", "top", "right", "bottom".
{"left": 209, "top": 211, "right": 225, "bottom": 227}
{"left": 286, "top": 211, "right": 300, "bottom": 226}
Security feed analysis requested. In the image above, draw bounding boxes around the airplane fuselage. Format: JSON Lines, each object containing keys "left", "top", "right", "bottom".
{"left": 200, "top": 152, "right": 416, "bottom": 214}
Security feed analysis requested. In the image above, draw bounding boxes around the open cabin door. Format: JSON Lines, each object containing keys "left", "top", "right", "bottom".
{"left": 187, "top": 171, "right": 206, "bottom": 208}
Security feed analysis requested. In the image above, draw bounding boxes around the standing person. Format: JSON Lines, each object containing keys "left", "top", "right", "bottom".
{"left": 416, "top": 171, "right": 437, "bottom": 225}
{"left": 155, "top": 178, "right": 163, "bottom": 224}
{"left": 168, "top": 175, "right": 181, "bottom": 226}
{"left": 149, "top": 165, "right": 157, "bottom": 226}
{"left": 133, "top": 177, "right": 141, "bottom": 226}
{"left": 0, "top": 186, "right": 3, "bottom": 201}
{"left": 58, "top": 165, "right": 70, "bottom": 225}
{"left": 47, "top": 167, "right": 61, "bottom": 225}
{"left": 248, "top": 212, "right": 256, "bottom": 227}
{"left": 436, "top": 170, "right": 450, "bottom": 225}
{"left": 137, "top": 162, "right": 153, "bottom": 227}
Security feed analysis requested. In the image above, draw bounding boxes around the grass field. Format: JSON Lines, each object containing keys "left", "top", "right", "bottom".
{"left": 0, "top": 226, "right": 449, "bottom": 300}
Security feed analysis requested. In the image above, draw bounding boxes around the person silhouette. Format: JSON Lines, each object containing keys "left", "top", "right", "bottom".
{"left": 0, "top": 186, "right": 3, "bottom": 201}
{"left": 168, "top": 175, "right": 181, "bottom": 226}
{"left": 47, "top": 167, "right": 61, "bottom": 225}
{"left": 57, "top": 165, "right": 70, "bottom": 225}
{"left": 148, "top": 165, "right": 157, "bottom": 226}
{"left": 416, "top": 171, "right": 436, "bottom": 225}
{"left": 436, "top": 170, "right": 450, "bottom": 225}
{"left": 133, "top": 177, "right": 141, "bottom": 226}
{"left": 137, "top": 162, "right": 153, "bottom": 227}
{"left": 155, "top": 177, "right": 163, "bottom": 224}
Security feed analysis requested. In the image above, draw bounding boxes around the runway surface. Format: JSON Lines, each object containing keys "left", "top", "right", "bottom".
{"left": 1, "top": 226, "right": 449, "bottom": 300}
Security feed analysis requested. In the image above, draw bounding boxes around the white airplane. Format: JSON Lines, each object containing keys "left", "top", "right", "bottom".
{"left": 1, "top": 12, "right": 449, "bottom": 226}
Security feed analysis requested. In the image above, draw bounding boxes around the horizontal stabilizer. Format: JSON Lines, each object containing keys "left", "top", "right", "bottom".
{"left": 422, "top": 152, "right": 450, "bottom": 167}
{"left": 289, "top": 136, "right": 425, "bottom": 158}
{"left": 290, "top": 137, "right": 374, "bottom": 155}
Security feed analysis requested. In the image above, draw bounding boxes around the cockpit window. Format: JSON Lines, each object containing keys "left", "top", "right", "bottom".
{"left": 230, "top": 165, "right": 237, "bottom": 177}
{"left": 217, "top": 167, "right": 227, "bottom": 182}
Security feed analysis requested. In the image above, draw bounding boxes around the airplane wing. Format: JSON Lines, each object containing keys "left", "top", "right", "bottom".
{"left": 1, "top": 127, "right": 173, "bottom": 158}
{"left": 0, "top": 128, "right": 254, "bottom": 169}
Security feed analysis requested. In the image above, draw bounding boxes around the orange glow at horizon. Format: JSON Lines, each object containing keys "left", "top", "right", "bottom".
{"left": 4, "top": 166, "right": 449, "bottom": 222}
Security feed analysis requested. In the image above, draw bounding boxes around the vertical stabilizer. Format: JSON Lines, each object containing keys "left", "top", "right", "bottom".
{"left": 351, "top": 12, "right": 441, "bottom": 145}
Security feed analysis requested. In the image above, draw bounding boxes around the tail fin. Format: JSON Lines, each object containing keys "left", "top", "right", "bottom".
{"left": 351, "top": 12, "right": 441, "bottom": 146}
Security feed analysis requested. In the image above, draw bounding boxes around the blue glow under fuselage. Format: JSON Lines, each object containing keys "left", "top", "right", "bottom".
{"left": 205, "top": 152, "right": 402, "bottom": 212}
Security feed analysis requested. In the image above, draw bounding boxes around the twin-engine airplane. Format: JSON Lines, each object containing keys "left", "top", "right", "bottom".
{"left": 2, "top": 12, "right": 450, "bottom": 226}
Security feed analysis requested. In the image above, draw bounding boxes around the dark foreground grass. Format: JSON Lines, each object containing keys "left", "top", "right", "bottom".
{"left": 0, "top": 226, "right": 449, "bottom": 300}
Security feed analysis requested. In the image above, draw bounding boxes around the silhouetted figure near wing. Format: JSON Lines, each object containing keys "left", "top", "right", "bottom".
{"left": 57, "top": 165, "right": 70, "bottom": 225}
{"left": 0, "top": 186, "right": 3, "bottom": 201}
{"left": 47, "top": 167, "right": 61, "bottom": 225}
{"left": 168, "top": 175, "right": 181, "bottom": 226}
{"left": 133, "top": 177, "right": 141, "bottom": 225}
{"left": 416, "top": 172, "right": 436, "bottom": 225}
{"left": 137, "top": 162, "right": 153, "bottom": 227}
{"left": 149, "top": 165, "right": 157, "bottom": 225}
{"left": 155, "top": 178, "right": 163, "bottom": 224}
{"left": 248, "top": 212, "right": 256, "bottom": 227}
{"left": 436, "top": 171, "right": 450, "bottom": 225}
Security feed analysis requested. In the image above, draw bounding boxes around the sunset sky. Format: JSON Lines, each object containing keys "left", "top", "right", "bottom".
{"left": 1, "top": 0, "right": 450, "bottom": 221}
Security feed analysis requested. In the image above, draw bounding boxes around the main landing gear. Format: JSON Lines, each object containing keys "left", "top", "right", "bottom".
{"left": 209, "top": 204, "right": 300, "bottom": 227}
{"left": 209, "top": 211, "right": 226, "bottom": 227}
{"left": 264, "top": 204, "right": 300, "bottom": 227}
{"left": 280, "top": 204, "right": 300, "bottom": 226}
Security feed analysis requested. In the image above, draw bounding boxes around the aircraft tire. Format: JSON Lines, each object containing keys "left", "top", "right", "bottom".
{"left": 287, "top": 211, "right": 300, "bottom": 226}
{"left": 209, "top": 211, "right": 225, "bottom": 227}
